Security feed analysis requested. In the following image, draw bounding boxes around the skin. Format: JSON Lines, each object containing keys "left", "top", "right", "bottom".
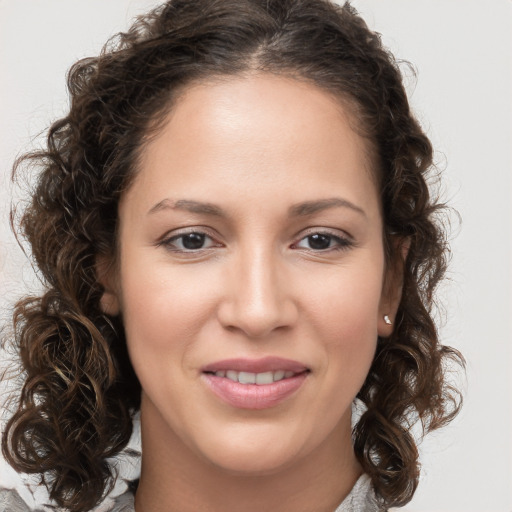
{"left": 101, "top": 73, "right": 400, "bottom": 512}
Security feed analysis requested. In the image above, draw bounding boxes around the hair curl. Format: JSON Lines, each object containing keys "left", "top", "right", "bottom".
{"left": 2, "top": 1, "right": 464, "bottom": 510}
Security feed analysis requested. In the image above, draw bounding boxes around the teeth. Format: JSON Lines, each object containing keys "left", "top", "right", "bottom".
{"left": 216, "top": 370, "right": 296, "bottom": 385}
{"left": 255, "top": 371, "right": 274, "bottom": 385}
{"left": 238, "top": 371, "right": 256, "bottom": 384}
{"left": 274, "top": 370, "right": 285, "bottom": 381}
{"left": 226, "top": 370, "right": 238, "bottom": 381}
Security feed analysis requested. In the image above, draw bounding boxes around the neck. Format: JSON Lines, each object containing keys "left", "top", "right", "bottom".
{"left": 134, "top": 396, "right": 362, "bottom": 512}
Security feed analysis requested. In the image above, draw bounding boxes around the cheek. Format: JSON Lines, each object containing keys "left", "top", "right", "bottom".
{"left": 307, "top": 262, "right": 383, "bottom": 334}
{"left": 305, "top": 263, "right": 383, "bottom": 380}
{"left": 117, "top": 256, "right": 216, "bottom": 372}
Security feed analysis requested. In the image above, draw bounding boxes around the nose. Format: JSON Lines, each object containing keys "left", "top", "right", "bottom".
{"left": 217, "top": 246, "right": 298, "bottom": 338}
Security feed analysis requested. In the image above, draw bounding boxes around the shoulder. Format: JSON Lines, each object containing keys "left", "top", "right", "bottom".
{"left": 108, "top": 489, "right": 135, "bottom": 512}
{"left": 0, "top": 486, "right": 136, "bottom": 512}
{"left": 0, "top": 487, "right": 41, "bottom": 512}
{"left": 334, "top": 474, "right": 386, "bottom": 512}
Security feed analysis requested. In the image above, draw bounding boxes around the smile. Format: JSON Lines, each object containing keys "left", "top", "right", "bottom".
{"left": 210, "top": 370, "right": 296, "bottom": 385}
{"left": 201, "top": 357, "right": 310, "bottom": 409}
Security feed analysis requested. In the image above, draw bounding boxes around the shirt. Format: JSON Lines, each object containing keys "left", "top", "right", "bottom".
{"left": 0, "top": 473, "right": 384, "bottom": 512}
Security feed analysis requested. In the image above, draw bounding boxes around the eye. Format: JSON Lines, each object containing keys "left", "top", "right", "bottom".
{"left": 161, "top": 231, "right": 218, "bottom": 252}
{"left": 294, "top": 232, "right": 352, "bottom": 251}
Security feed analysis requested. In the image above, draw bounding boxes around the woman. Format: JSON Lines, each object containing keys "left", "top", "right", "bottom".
{"left": 1, "top": 0, "right": 463, "bottom": 511}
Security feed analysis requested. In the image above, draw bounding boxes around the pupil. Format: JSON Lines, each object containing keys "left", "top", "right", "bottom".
{"left": 308, "top": 234, "right": 331, "bottom": 250}
{"left": 183, "top": 233, "right": 205, "bottom": 249}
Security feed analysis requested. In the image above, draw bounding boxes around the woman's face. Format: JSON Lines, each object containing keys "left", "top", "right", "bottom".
{"left": 103, "top": 74, "right": 397, "bottom": 475}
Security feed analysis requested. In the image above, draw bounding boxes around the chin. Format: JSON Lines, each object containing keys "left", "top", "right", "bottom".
{"left": 188, "top": 420, "right": 315, "bottom": 477}
{"left": 206, "top": 444, "right": 301, "bottom": 477}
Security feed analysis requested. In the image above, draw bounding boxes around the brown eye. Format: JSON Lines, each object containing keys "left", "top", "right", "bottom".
{"left": 306, "top": 234, "right": 332, "bottom": 250}
{"left": 295, "top": 232, "right": 352, "bottom": 251}
{"left": 162, "top": 231, "right": 218, "bottom": 252}
{"left": 181, "top": 233, "right": 206, "bottom": 250}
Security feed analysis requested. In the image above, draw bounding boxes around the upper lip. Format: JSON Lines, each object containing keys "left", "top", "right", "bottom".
{"left": 201, "top": 356, "right": 309, "bottom": 374}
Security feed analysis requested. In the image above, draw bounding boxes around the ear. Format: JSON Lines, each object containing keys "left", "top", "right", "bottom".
{"left": 378, "top": 237, "right": 410, "bottom": 337}
{"left": 96, "top": 255, "right": 121, "bottom": 316}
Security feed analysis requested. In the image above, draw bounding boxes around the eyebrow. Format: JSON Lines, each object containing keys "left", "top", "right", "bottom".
{"left": 147, "top": 197, "right": 366, "bottom": 218}
{"left": 288, "top": 198, "right": 367, "bottom": 218}
{"left": 148, "top": 199, "right": 225, "bottom": 217}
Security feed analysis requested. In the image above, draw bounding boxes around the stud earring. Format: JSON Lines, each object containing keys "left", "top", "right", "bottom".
{"left": 384, "top": 315, "right": 392, "bottom": 325}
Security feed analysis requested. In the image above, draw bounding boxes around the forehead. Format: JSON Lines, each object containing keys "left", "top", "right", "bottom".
{"left": 142, "top": 73, "right": 373, "bottom": 168}
{"left": 126, "top": 73, "right": 379, "bottom": 220}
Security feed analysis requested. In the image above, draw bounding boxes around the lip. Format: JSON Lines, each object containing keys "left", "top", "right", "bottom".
{"left": 201, "top": 356, "right": 308, "bottom": 374}
{"left": 202, "top": 372, "right": 308, "bottom": 410}
{"left": 201, "top": 357, "right": 309, "bottom": 410}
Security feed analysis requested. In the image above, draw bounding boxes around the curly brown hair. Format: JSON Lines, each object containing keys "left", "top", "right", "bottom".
{"left": 2, "top": 0, "right": 464, "bottom": 511}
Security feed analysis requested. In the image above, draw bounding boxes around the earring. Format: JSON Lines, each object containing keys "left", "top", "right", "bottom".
{"left": 383, "top": 315, "right": 392, "bottom": 325}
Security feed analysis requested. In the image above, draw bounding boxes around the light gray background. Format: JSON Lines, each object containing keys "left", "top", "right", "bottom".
{"left": 1, "top": 1, "right": 511, "bottom": 511}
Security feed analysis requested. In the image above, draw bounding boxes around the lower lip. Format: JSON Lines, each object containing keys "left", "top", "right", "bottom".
{"left": 202, "top": 372, "right": 308, "bottom": 410}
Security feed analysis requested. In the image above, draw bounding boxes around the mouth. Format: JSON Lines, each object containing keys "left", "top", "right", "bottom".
{"left": 204, "top": 369, "right": 300, "bottom": 385}
{"left": 201, "top": 357, "right": 310, "bottom": 410}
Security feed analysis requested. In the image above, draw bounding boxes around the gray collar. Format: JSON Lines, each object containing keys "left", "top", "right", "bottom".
{"left": 0, "top": 473, "right": 383, "bottom": 512}
{"left": 108, "top": 473, "right": 383, "bottom": 512}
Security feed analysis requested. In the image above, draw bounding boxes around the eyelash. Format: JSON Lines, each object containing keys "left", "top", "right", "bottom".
{"left": 157, "top": 229, "right": 354, "bottom": 254}
{"left": 157, "top": 229, "right": 220, "bottom": 253}
{"left": 292, "top": 231, "right": 354, "bottom": 252}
